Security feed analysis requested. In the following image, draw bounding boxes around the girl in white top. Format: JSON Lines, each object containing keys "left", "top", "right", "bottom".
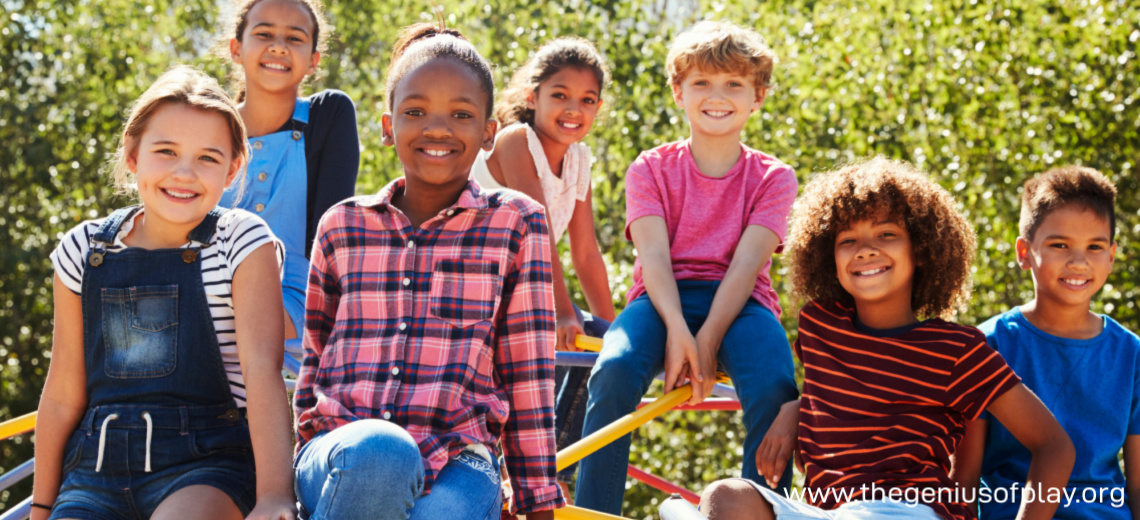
{"left": 471, "top": 37, "right": 616, "bottom": 498}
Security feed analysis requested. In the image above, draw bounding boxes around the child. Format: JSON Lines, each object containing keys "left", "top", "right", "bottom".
{"left": 221, "top": 0, "right": 359, "bottom": 341}
{"left": 696, "top": 157, "right": 1075, "bottom": 520}
{"left": 957, "top": 166, "right": 1140, "bottom": 519}
{"left": 31, "top": 66, "right": 294, "bottom": 520}
{"left": 575, "top": 21, "right": 801, "bottom": 515}
{"left": 292, "top": 23, "right": 563, "bottom": 520}
{"left": 471, "top": 37, "right": 616, "bottom": 497}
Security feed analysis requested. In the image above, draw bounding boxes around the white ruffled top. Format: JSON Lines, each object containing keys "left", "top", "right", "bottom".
{"left": 470, "top": 122, "right": 591, "bottom": 243}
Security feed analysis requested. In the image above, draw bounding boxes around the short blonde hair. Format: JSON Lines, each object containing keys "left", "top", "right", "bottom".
{"left": 666, "top": 21, "right": 776, "bottom": 98}
{"left": 111, "top": 66, "right": 249, "bottom": 201}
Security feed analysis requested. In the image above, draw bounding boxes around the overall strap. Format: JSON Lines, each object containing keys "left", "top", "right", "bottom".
{"left": 289, "top": 98, "right": 311, "bottom": 141}
{"left": 188, "top": 207, "right": 228, "bottom": 244}
{"left": 92, "top": 206, "right": 141, "bottom": 245}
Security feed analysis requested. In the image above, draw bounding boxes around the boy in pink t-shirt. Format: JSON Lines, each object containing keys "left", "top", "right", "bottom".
{"left": 575, "top": 21, "right": 799, "bottom": 515}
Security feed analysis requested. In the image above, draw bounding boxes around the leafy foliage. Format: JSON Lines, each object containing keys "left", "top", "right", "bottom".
{"left": 2, "top": 0, "right": 1137, "bottom": 517}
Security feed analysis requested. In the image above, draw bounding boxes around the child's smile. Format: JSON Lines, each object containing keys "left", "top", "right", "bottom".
{"left": 671, "top": 68, "right": 762, "bottom": 139}
{"left": 834, "top": 213, "right": 917, "bottom": 328}
{"left": 230, "top": 0, "right": 319, "bottom": 96}
{"left": 529, "top": 66, "right": 601, "bottom": 147}
{"left": 1018, "top": 204, "right": 1115, "bottom": 309}
{"left": 383, "top": 58, "right": 495, "bottom": 189}
{"left": 128, "top": 103, "right": 239, "bottom": 247}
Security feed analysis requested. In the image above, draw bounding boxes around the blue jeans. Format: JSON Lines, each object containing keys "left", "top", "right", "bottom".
{"left": 554, "top": 306, "right": 611, "bottom": 483}
{"left": 575, "top": 280, "right": 799, "bottom": 515}
{"left": 295, "top": 420, "right": 502, "bottom": 520}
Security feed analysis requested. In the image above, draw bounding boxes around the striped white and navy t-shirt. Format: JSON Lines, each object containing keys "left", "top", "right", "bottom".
{"left": 50, "top": 208, "right": 284, "bottom": 407}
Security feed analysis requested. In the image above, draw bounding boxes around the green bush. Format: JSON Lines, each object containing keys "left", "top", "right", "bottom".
{"left": 2, "top": 1, "right": 1137, "bottom": 517}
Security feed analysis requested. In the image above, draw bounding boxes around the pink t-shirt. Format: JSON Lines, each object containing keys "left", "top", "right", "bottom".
{"left": 624, "top": 140, "right": 797, "bottom": 318}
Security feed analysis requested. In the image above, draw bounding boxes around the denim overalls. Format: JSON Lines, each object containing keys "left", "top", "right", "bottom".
{"left": 220, "top": 98, "right": 309, "bottom": 340}
{"left": 50, "top": 207, "right": 256, "bottom": 520}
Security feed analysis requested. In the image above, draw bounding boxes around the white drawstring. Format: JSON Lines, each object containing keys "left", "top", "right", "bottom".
{"left": 141, "top": 411, "right": 153, "bottom": 472}
{"left": 94, "top": 413, "right": 119, "bottom": 473}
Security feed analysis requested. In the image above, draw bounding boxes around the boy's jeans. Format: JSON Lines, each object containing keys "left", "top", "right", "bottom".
{"left": 575, "top": 280, "right": 799, "bottom": 515}
{"left": 295, "top": 419, "right": 502, "bottom": 520}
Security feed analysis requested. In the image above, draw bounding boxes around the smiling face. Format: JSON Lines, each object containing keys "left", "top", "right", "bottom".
{"left": 1018, "top": 204, "right": 1116, "bottom": 311}
{"left": 834, "top": 212, "right": 917, "bottom": 321}
{"left": 128, "top": 103, "right": 241, "bottom": 238}
{"left": 230, "top": 0, "right": 319, "bottom": 96}
{"left": 671, "top": 67, "right": 763, "bottom": 140}
{"left": 528, "top": 66, "right": 603, "bottom": 146}
{"left": 381, "top": 58, "right": 496, "bottom": 189}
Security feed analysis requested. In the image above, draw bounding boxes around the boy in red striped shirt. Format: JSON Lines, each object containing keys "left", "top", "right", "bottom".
{"left": 696, "top": 157, "right": 1074, "bottom": 520}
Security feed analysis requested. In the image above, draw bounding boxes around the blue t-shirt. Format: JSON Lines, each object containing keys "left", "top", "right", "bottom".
{"left": 977, "top": 308, "right": 1140, "bottom": 520}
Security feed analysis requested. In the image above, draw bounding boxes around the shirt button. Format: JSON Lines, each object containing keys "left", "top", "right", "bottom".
{"left": 402, "top": 277, "right": 411, "bottom": 286}
{"left": 258, "top": 172, "right": 267, "bottom": 182}
{"left": 255, "top": 203, "right": 265, "bottom": 213}
{"left": 391, "top": 367, "right": 400, "bottom": 376}
{"left": 398, "top": 322, "right": 407, "bottom": 331}
{"left": 407, "top": 240, "right": 415, "bottom": 249}
{"left": 382, "top": 411, "right": 392, "bottom": 420}
{"left": 252, "top": 141, "right": 263, "bottom": 150}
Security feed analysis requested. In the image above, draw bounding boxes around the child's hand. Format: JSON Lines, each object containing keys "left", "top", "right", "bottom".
{"left": 756, "top": 400, "right": 800, "bottom": 489}
{"left": 692, "top": 328, "right": 723, "bottom": 405}
{"left": 555, "top": 314, "right": 585, "bottom": 352}
{"left": 664, "top": 327, "right": 702, "bottom": 396}
{"left": 245, "top": 494, "right": 296, "bottom": 520}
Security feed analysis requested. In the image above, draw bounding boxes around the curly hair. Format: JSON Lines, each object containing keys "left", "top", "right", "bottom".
{"left": 785, "top": 157, "right": 977, "bottom": 319}
{"left": 218, "top": 0, "right": 330, "bottom": 103}
{"left": 496, "top": 37, "right": 610, "bottom": 127}
{"left": 1019, "top": 165, "right": 1117, "bottom": 242}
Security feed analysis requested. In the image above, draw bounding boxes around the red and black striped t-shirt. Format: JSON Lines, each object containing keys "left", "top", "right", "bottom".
{"left": 795, "top": 301, "right": 1020, "bottom": 520}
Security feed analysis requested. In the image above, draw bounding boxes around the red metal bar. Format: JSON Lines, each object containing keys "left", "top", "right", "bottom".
{"left": 637, "top": 398, "right": 741, "bottom": 411}
{"left": 627, "top": 464, "right": 701, "bottom": 504}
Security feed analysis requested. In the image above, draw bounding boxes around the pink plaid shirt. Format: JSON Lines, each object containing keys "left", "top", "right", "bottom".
{"left": 295, "top": 178, "right": 563, "bottom": 513}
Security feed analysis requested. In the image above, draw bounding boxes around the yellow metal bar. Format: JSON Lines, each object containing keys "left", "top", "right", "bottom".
{"left": 554, "top": 505, "right": 630, "bottom": 519}
{"left": 574, "top": 335, "right": 603, "bottom": 352}
{"left": 556, "top": 385, "right": 692, "bottom": 472}
{"left": 0, "top": 412, "right": 37, "bottom": 441}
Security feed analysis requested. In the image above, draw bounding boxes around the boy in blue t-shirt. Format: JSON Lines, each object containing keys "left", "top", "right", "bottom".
{"left": 957, "top": 166, "right": 1140, "bottom": 519}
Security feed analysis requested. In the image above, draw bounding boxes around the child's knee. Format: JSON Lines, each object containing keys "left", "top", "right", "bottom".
{"left": 330, "top": 419, "right": 421, "bottom": 474}
{"left": 700, "top": 479, "right": 775, "bottom": 520}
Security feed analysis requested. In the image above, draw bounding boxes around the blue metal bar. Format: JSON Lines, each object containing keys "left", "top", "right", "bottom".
{"left": 0, "top": 459, "right": 33, "bottom": 494}
{"left": 0, "top": 497, "right": 30, "bottom": 520}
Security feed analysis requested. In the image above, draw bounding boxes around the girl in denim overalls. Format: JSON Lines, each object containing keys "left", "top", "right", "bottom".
{"left": 220, "top": 0, "right": 360, "bottom": 345}
{"left": 32, "top": 67, "right": 296, "bottom": 520}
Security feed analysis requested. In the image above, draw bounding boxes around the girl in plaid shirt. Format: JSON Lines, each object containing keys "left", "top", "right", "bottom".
{"left": 292, "top": 23, "right": 563, "bottom": 520}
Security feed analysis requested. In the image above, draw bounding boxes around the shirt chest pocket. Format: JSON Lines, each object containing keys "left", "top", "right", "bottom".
{"left": 429, "top": 259, "right": 502, "bottom": 329}
{"left": 100, "top": 285, "right": 179, "bottom": 379}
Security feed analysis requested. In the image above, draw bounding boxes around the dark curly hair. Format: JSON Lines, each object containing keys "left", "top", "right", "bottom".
{"left": 1019, "top": 165, "right": 1116, "bottom": 242}
{"left": 384, "top": 21, "right": 495, "bottom": 119}
{"left": 496, "top": 37, "right": 610, "bottom": 127}
{"left": 786, "top": 156, "right": 977, "bottom": 319}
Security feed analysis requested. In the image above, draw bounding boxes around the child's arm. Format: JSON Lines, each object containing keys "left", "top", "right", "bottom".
{"left": 566, "top": 179, "right": 617, "bottom": 324}
{"left": 692, "top": 225, "right": 781, "bottom": 403}
{"left": 629, "top": 216, "right": 705, "bottom": 399}
{"left": 985, "top": 383, "right": 1075, "bottom": 520}
{"left": 496, "top": 208, "right": 562, "bottom": 517}
{"left": 232, "top": 243, "right": 295, "bottom": 520}
{"left": 756, "top": 399, "right": 800, "bottom": 488}
{"left": 1125, "top": 434, "right": 1140, "bottom": 519}
{"left": 952, "top": 418, "right": 989, "bottom": 516}
{"left": 309, "top": 92, "right": 360, "bottom": 248}
{"left": 30, "top": 274, "right": 88, "bottom": 520}
{"left": 492, "top": 132, "right": 586, "bottom": 351}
